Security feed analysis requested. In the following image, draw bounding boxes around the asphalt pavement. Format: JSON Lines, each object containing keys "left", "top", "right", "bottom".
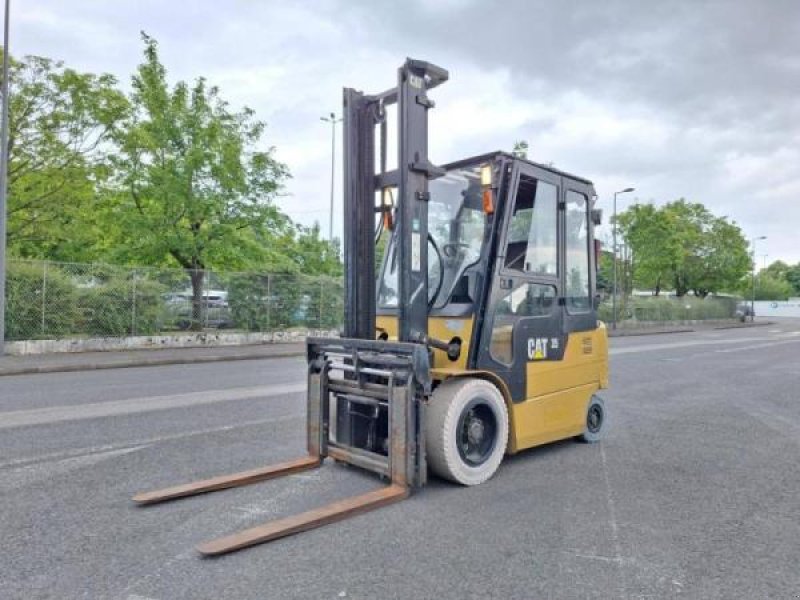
{"left": 1, "top": 320, "right": 799, "bottom": 599}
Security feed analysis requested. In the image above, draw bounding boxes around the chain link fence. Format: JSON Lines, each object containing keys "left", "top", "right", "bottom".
{"left": 597, "top": 294, "right": 740, "bottom": 329}
{"left": 4, "top": 259, "right": 744, "bottom": 342}
{"left": 3, "top": 260, "right": 344, "bottom": 341}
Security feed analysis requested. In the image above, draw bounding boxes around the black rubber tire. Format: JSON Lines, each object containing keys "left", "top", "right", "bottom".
{"left": 425, "top": 378, "right": 508, "bottom": 486}
{"left": 578, "top": 395, "right": 607, "bottom": 443}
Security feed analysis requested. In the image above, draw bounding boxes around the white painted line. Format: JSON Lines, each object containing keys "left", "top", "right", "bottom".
{"left": 599, "top": 444, "right": 627, "bottom": 597}
{"left": 0, "top": 413, "right": 304, "bottom": 469}
{"left": 610, "top": 336, "right": 774, "bottom": 355}
{"left": 0, "top": 446, "right": 149, "bottom": 492}
{"left": 714, "top": 338, "right": 800, "bottom": 353}
{"left": 0, "top": 382, "right": 306, "bottom": 430}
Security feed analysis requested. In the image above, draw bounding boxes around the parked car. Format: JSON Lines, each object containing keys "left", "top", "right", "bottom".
{"left": 735, "top": 302, "right": 754, "bottom": 322}
{"left": 163, "top": 290, "right": 233, "bottom": 329}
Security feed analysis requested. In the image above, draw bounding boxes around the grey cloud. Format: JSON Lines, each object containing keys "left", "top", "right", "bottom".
{"left": 334, "top": 0, "right": 800, "bottom": 132}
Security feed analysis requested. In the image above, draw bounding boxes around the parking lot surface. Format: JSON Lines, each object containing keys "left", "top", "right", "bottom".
{"left": 1, "top": 321, "right": 799, "bottom": 599}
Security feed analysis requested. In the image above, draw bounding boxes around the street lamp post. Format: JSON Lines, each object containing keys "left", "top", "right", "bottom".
{"left": 612, "top": 187, "right": 635, "bottom": 330}
{"left": 320, "top": 112, "right": 342, "bottom": 241}
{"left": 750, "top": 236, "right": 766, "bottom": 323}
{"left": 0, "top": 0, "right": 11, "bottom": 356}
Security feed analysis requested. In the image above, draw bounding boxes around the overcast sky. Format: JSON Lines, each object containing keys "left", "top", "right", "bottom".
{"left": 12, "top": 0, "right": 800, "bottom": 265}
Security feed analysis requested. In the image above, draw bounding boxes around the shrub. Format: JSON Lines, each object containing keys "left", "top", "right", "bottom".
{"left": 5, "top": 262, "right": 80, "bottom": 340}
{"left": 227, "top": 273, "right": 344, "bottom": 332}
{"left": 77, "top": 277, "right": 165, "bottom": 336}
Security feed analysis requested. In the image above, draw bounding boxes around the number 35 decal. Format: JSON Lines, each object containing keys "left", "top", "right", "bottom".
{"left": 527, "top": 337, "right": 561, "bottom": 360}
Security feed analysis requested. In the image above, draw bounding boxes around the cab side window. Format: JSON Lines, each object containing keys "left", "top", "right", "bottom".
{"left": 504, "top": 175, "right": 557, "bottom": 276}
{"left": 565, "top": 190, "right": 590, "bottom": 312}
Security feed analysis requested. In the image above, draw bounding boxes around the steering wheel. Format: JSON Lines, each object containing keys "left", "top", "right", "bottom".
{"left": 428, "top": 234, "right": 445, "bottom": 308}
{"left": 441, "top": 242, "right": 470, "bottom": 258}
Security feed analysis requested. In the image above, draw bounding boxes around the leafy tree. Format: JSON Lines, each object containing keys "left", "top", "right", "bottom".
{"left": 596, "top": 249, "right": 612, "bottom": 293}
{"left": 109, "top": 34, "right": 289, "bottom": 328}
{"left": 618, "top": 199, "right": 749, "bottom": 297}
{"left": 762, "top": 260, "right": 800, "bottom": 296}
{"left": 2, "top": 50, "right": 127, "bottom": 260}
{"left": 616, "top": 203, "right": 679, "bottom": 295}
{"left": 512, "top": 140, "right": 528, "bottom": 159}
{"left": 685, "top": 215, "right": 751, "bottom": 297}
{"left": 762, "top": 260, "right": 790, "bottom": 281}
{"left": 290, "top": 223, "right": 342, "bottom": 276}
{"left": 748, "top": 273, "right": 794, "bottom": 301}
{"left": 785, "top": 264, "right": 800, "bottom": 295}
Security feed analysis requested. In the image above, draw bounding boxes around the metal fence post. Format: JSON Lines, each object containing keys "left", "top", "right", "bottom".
{"left": 131, "top": 268, "right": 137, "bottom": 336}
{"left": 204, "top": 269, "right": 210, "bottom": 328}
{"left": 319, "top": 278, "right": 324, "bottom": 330}
{"left": 41, "top": 261, "right": 48, "bottom": 336}
{"left": 266, "top": 274, "right": 271, "bottom": 333}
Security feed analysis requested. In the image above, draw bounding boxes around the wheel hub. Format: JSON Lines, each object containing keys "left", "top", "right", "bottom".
{"left": 457, "top": 401, "right": 498, "bottom": 467}
{"left": 587, "top": 404, "right": 603, "bottom": 433}
{"left": 466, "top": 418, "right": 485, "bottom": 445}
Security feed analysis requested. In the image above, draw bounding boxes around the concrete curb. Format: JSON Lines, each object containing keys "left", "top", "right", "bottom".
{"left": 0, "top": 349, "right": 305, "bottom": 377}
{"left": 0, "top": 321, "right": 773, "bottom": 377}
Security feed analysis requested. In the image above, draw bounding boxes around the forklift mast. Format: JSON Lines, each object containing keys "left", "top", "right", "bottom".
{"left": 343, "top": 58, "right": 448, "bottom": 342}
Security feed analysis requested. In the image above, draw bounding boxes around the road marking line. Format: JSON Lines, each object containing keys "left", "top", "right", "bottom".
{"left": 599, "top": 444, "right": 627, "bottom": 598}
{"left": 0, "top": 382, "right": 306, "bottom": 430}
{"left": 0, "top": 446, "right": 149, "bottom": 492}
{"left": 611, "top": 336, "right": 774, "bottom": 355}
{"left": 0, "top": 413, "right": 305, "bottom": 469}
{"left": 714, "top": 338, "right": 800, "bottom": 353}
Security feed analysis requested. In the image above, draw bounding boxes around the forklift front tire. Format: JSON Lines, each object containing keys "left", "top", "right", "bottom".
{"left": 578, "top": 395, "right": 607, "bottom": 443}
{"left": 426, "top": 378, "right": 508, "bottom": 486}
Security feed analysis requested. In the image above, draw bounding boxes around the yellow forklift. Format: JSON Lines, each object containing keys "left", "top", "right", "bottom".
{"left": 134, "top": 59, "right": 609, "bottom": 555}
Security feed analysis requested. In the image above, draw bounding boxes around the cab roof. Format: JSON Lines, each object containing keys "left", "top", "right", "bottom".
{"left": 442, "top": 151, "right": 594, "bottom": 187}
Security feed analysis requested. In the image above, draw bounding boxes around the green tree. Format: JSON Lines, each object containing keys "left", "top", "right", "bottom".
{"left": 110, "top": 34, "right": 289, "bottom": 328}
{"left": 512, "top": 140, "right": 529, "bottom": 159}
{"left": 596, "top": 249, "right": 612, "bottom": 293}
{"left": 749, "top": 273, "right": 793, "bottom": 301}
{"left": 3, "top": 51, "right": 127, "bottom": 260}
{"left": 686, "top": 216, "right": 751, "bottom": 297}
{"left": 290, "top": 223, "right": 342, "bottom": 276}
{"left": 785, "top": 264, "right": 800, "bottom": 295}
{"left": 617, "top": 203, "right": 679, "bottom": 295}
{"left": 762, "top": 260, "right": 790, "bottom": 280}
{"left": 617, "top": 199, "right": 750, "bottom": 297}
{"left": 619, "top": 199, "right": 751, "bottom": 298}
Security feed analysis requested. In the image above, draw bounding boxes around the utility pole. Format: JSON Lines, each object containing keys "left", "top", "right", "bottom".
{"left": 0, "top": 0, "right": 11, "bottom": 355}
{"left": 320, "top": 112, "right": 342, "bottom": 241}
{"left": 750, "top": 236, "right": 766, "bottom": 323}
{"left": 611, "top": 187, "right": 634, "bottom": 330}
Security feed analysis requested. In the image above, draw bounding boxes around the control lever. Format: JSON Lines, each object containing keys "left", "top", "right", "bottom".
{"left": 410, "top": 331, "right": 461, "bottom": 362}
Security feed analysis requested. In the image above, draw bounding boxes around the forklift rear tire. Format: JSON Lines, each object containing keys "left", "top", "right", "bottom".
{"left": 578, "top": 395, "right": 607, "bottom": 443}
{"left": 426, "top": 378, "right": 508, "bottom": 486}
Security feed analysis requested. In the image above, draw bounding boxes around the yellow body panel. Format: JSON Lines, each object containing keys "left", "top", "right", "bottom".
{"left": 375, "top": 315, "right": 609, "bottom": 455}
{"left": 510, "top": 324, "right": 608, "bottom": 453}
{"left": 376, "top": 315, "right": 474, "bottom": 371}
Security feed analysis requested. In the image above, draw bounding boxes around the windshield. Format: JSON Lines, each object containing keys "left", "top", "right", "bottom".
{"left": 378, "top": 165, "right": 487, "bottom": 309}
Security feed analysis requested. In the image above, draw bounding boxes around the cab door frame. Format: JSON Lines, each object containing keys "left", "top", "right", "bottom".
{"left": 561, "top": 179, "right": 598, "bottom": 334}
{"left": 474, "top": 160, "right": 565, "bottom": 401}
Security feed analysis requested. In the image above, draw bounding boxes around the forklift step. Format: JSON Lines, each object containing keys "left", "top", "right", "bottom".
{"left": 132, "top": 456, "right": 321, "bottom": 505}
{"left": 196, "top": 484, "right": 409, "bottom": 555}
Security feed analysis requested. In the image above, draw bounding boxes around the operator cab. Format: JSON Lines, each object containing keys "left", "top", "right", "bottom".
{"left": 377, "top": 151, "right": 601, "bottom": 401}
